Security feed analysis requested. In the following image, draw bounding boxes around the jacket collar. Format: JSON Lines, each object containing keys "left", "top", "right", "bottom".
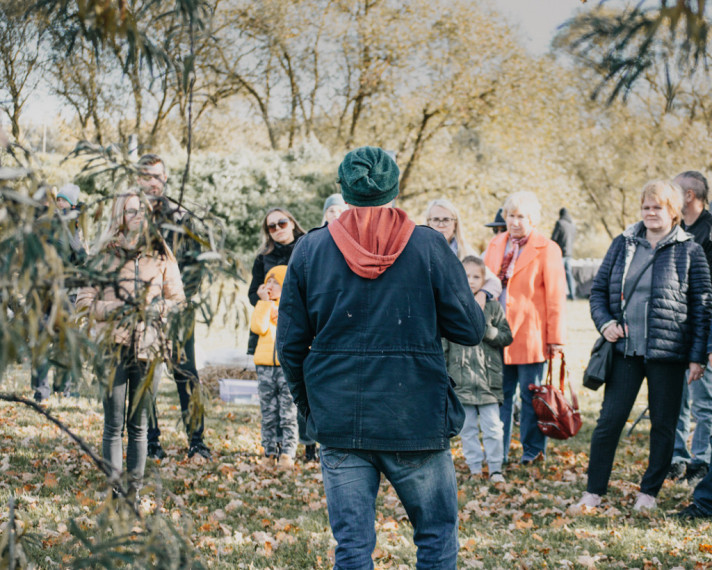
{"left": 510, "top": 230, "right": 550, "bottom": 276}
{"left": 488, "top": 229, "right": 549, "bottom": 277}
{"left": 622, "top": 221, "right": 691, "bottom": 246}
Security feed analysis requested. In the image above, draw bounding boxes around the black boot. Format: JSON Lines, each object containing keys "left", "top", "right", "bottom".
{"left": 304, "top": 444, "right": 318, "bottom": 462}
{"left": 147, "top": 441, "right": 166, "bottom": 460}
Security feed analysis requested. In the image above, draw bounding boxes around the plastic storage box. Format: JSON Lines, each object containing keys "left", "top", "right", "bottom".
{"left": 219, "top": 379, "right": 259, "bottom": 405}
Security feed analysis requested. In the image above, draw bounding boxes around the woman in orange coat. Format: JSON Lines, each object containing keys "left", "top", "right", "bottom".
{"left": 483, "top": 191, "right": 566, "bottom": 465}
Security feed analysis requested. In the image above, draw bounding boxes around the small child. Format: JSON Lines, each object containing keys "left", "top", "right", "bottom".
{"left": 251, "top": 265, "right": 298, "bottom": 468}
{"left": 444, "top": 256, "right": 513, "bottom": 483}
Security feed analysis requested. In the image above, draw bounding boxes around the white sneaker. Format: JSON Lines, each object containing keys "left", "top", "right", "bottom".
{"left": 573, "top": 492, "right": 602, "bottom": 510}
{"left": 490, "top": 472, "right": 505, "bottom": 484}
{"left": 633, "top": 492, "right": 656, "bottom": 512}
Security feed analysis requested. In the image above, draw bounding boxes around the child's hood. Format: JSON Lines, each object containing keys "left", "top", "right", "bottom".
{"left": 265, "top": 265, "right": 287, "bottom": 286}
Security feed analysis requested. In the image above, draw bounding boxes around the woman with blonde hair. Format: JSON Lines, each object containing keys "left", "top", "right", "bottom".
{"left": 426, "top": 198, "right": 502, "bottom": 302}
{"left": 483, "top": 190, "right": 567, "bottom": 466}
{"left": 76, "top": 190, "right": 185, "bottom": 500}
{"left": 574, "top": 180, "right": 711, "bottom": 512}
{"left": 425, "top": 198, "right": 476, "bottom": 260}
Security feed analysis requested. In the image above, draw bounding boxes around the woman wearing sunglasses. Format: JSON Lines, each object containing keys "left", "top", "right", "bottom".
{"left": 248, "top": 208, "right": 306, "bottom": 350}
{"left": 248, "top": 208, "right": 307, "bottom": 459}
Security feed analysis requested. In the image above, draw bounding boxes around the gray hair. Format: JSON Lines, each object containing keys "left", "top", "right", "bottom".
{"left": 675, "top": 170, "right": 709, "bottom": 205}
{"left": 502, "top": 191, "right": 541, "bottom": 225}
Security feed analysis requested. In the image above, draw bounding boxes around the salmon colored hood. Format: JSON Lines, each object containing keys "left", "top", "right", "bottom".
{"left": 328, "top": 207, "right": 415, "bottom": 279}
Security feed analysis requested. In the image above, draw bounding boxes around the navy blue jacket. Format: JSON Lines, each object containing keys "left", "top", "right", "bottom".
{"left": 276, "top": 224, "right": 485, "bottom": 451}
{"left": 590, "top": 223, "right": 711, "bottom": 363}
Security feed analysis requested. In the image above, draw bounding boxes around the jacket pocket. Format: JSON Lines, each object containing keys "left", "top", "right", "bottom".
{"left": 488, "top": 357, "right": 503, "bottom": 392}
{"left": 445, "top": 376, "right": 466, "bottom": 438}
{"left": 320, "top": 447, "right": 351, "bottom": 470}
{"left": 395, "top": 450, "right": 437, "bottom": 468}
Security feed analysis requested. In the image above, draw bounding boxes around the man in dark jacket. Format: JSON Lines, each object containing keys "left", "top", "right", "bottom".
{"left": 137, "top": 153, "right": 211, "bottom": 461}
{"left": 277, "top": 147, "right": 484, "bottom": 569}
{"left": 672, "top": 171, "right": 712, "bottom": 514}
{"left": 551, "top": 207, "right": 577, "bottom": 300}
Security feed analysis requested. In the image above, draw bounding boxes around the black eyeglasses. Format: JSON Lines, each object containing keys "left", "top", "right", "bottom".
{"left": 267, "top": 218, "right": 290, "bottom": 233}
{"left": 492, "top": 227, "right": 506, "bottom": 234}
{"left": 427, "top": 217, "right": 456, "bottom": 226}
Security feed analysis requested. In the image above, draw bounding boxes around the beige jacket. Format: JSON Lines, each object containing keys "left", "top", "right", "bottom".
{"left": 76, "top": 246, "right": 185, "bottom": 360}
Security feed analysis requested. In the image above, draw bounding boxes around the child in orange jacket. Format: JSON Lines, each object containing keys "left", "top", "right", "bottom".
{"left": 251, "top": 265, "right": 298, "bottom": 468}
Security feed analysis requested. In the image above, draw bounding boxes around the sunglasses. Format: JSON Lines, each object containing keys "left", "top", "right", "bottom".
{"left": 492, "top": 227, "right": 506, "bottom": 234}
{"left": 267, "top": 218, "right": 290, "bottom": 232}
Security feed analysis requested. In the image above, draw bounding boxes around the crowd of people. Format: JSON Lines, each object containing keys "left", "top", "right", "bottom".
{"left": 28, "top": 146, "right": 712, "bottom": 567}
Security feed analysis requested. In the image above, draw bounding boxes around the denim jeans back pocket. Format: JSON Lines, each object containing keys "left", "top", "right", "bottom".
{"left": 320, "top": 446, "right": 351, "bottom": 469}
{"left": 395, "top": 450, "right": 437, "bottom": 469}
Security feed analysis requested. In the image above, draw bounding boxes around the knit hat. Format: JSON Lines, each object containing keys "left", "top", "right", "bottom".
{"left": 265, "top": 265, "right": 287, "bottom": 287}
{"left": 484, "top": 208, "right": 506, "bottom": 228}
{"left": 338, "top": 147, "right": 399, "bottom": 207}
{"left": 323, "top": 193, "right": 346, "bottom": 215}
{"left": 57, "top": 183, "right": 80, "bottom": 207}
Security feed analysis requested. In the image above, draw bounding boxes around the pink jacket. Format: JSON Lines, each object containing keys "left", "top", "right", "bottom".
{"left": 483, "top": 229, "right": 566, "bottom": 365}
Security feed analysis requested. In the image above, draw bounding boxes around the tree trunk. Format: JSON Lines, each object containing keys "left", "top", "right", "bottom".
{"left": 399, "top": 108, "right": 436, "bottom": 195}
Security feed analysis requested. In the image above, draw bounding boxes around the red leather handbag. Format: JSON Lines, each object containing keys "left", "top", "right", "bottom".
{"left": 529, "top": 354, "right": 582, "bottom": 440}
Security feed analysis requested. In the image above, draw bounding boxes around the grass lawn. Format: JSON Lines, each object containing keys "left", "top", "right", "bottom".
{"left": 1, "top": 299, "right": 712, "bottom": 568}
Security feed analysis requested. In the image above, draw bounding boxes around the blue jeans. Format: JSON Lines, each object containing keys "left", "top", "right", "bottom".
{"left": 673, "top": 367, "right": 712, "bottom": 467}
{"left": 461, "top": 403, "right": 503, "bottom": 474}
{"left": 563, "top": 257, "right": 576, "bottom": 300}
{"left": 31, "top": 360, "right": 51, "bottom": 402}
{"left": 501, "top": 362, "right": 547, "bottom": 463}
{"left": 103, "top": 346, "right": 151, "bottom": 488}
{"left": 320, "top": 447, "right": 458, "bottom": 570}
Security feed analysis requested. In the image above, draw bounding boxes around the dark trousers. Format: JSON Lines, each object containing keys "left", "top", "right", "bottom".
{"left": 147, "top": 319, "right": 204, "bottom": 446}
{"left": 103, "top": 346, "right": 150, "bottom": 488}
{"left": 693, "top": 460, "right": 712, "bottom": 514}
{"left": 298, "top": 412, "right": 315, "bottom": 446}
{"left": 587, "top": 353, "right": 686, "bottom": 497}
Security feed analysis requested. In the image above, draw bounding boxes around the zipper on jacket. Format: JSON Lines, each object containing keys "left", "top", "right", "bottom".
{"left": 134, "top": 255, "right": 142, "bottom": 296}
{"left": 134, "top": 257, "right": 140, "bottom": 349}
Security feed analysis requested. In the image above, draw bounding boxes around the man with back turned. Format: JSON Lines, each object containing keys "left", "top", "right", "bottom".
{"left": 277, "top": 146, "right": 484, "bottom": 568}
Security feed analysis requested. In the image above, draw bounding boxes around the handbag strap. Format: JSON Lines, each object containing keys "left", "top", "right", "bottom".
{"left": 546, "top": 353, "right": 567, "bottom": 392}
{"left": 546, "top": 354, "right": 580, "bottom": 412}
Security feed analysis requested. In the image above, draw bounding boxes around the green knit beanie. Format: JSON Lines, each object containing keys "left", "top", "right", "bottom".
{"left": 338, "top": 147, "right": 399, "bottom": 207}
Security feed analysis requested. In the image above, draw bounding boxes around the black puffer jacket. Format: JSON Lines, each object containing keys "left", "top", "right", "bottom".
{"left": 590, "top": 222, "right": 711, "bottom": 363}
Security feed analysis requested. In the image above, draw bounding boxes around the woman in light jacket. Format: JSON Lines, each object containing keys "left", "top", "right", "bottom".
{"left": 483, "top": 191, "right": 566, "bottom": 465}
{"left": 426, "top": 198, "right": 502, "bottom": 302}
{"left": 574, "top": 180, "right": 710, "bottom": 512}
{"left": 76, "top": 190, "right": 184, "bottom": 498}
